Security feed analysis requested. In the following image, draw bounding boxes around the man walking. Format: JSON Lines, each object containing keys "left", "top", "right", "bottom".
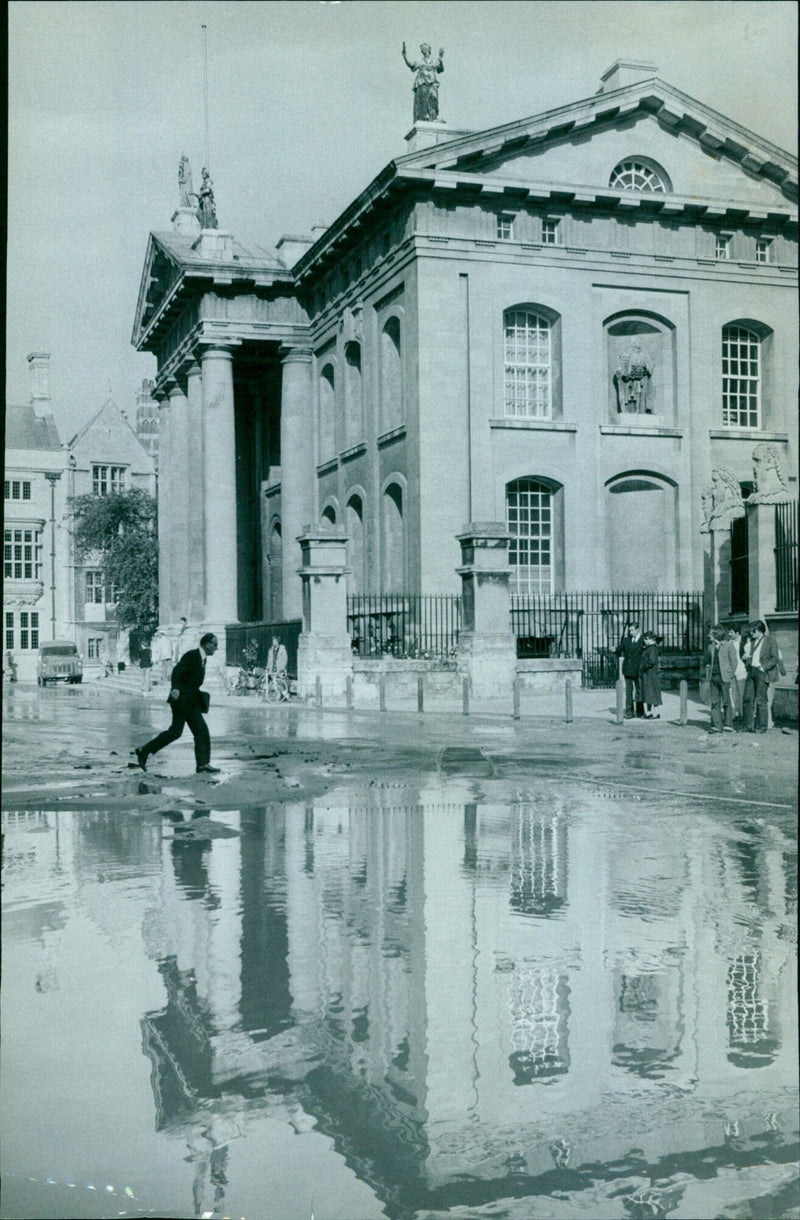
{"left": 615, "top": 621, "right": 645, "bottom": 719}
{"left": 134, "top": 632, "right": 220, "bottom": 773}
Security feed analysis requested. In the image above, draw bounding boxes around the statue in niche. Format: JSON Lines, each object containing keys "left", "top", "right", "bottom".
{"left": 178, "top": 154, "right": 194, "bottom": 208}
{"left": 402, "top": 42, "right": 445, "bottom": 122}
{"left": 700, "top": 467, "right": 745, "bottom": 533}
{"left": 192, "top": 168, "right": 218, "bottom": 230}
{"left": 614, "top": 338, "right": 653, "bottom": 413}
{"left": 749, "top": 443, "right": 790, "bottom": 503}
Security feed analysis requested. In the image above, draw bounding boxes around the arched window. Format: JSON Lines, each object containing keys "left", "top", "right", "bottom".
{"left": 507, "top": 478, "right": 553, "bottom": 594}
{"left": 504, "top": 311, "right": 552, "bottom": 419}
{"left": 321, "top": 503, "right": 337, "bottom": 526}
{"left": 609, "top": 158, "right": 671, "bottom": 193}
{"left": 344, "top": 341, "right": 363, "bottom": 448}
{"left": 346, "top": 494, "right": 365, "bottom": 593}
{"left": 722, "top": 325, "right": 761, "bottom": 429}
{"left": 319, "top": 362, "right": 336, "bottom": 461}
{"left": 380, "top": 317, "right": 402, "bottom": 432}
{"left": 382, "top": 481, "right": 405, "bottom": 592}
{"left": 268, "top": 521, "right": 282, "bottom": 621}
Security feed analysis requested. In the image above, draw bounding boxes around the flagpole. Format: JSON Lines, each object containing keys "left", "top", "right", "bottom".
{"left": 202, "top": 24, "right": 210, "bottom": 171}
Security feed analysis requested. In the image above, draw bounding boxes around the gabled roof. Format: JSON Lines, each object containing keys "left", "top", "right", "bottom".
{"left": 5, "top": 403, "right": 62, "bottom": 452}
{"left": 67, "top": 397, "right": 155, "bottom": 471}
{"left": 294, "top": 73, "right": 796, "bottom": 281}
{"left": 131, "top": 230, "right": 293, "bottom": 351}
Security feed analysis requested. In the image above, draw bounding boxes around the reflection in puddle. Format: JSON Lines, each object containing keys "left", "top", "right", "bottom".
{"left": 2, "top": 796, "right": 798, "bottom": 1220}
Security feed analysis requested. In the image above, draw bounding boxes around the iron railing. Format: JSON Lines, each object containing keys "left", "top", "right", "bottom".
{"left": 225, "top": 620, "right": 302, "bottom": 677}
{"left": 775, "top": 501, "right": 798, "bottom": 612}
{"left": 511, "top": 590, "right": 706, "bottom": 687}
{"left": 347, "top": 594, "right": 461, "bottom": 662}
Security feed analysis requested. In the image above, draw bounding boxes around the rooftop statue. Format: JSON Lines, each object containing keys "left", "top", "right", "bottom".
{"left": 178, "top": 154, "right": 194, "bottom": 208}
{"left": 700, "top": 467, "right": 745, "bottom": 533}
{"left": 402, "top": 41, "right": 444, "bottom": 122}
{"left": 749, "top": 442, "right": 790, "bottom": 503}
{"left": 192, "top": 167, "right": 218, "bottom": 230}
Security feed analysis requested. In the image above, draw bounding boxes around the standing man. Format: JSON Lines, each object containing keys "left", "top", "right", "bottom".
{"left": 705, "top": 625, "right": 737, "bottom": 733}
{"left": 139, "top": 637, "right": 153, "bottom": 693}
{"left": 135, "top": 632, "right": 220, "bottom": 773}
{"left": 266, "top": 635, "right": 288, "bottom": 678}
{"left": 745, "top": 620, "right": 780, "bottom": 733}
{"left": 615, "top": 621, "right": 645, "bottom": 719}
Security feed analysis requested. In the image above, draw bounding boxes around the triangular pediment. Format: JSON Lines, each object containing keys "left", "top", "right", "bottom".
{"left": 397, "top": 78, "right": 797, "bottom": 207}
{"left": 131, "top": 234, "right": 186, "bottom": 349}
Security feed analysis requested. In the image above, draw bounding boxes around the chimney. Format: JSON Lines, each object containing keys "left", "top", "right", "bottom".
{"left": 27, "top": 351, "right": 52, "bottom": 418}
{"left": 600, "top": 60, "right": 658, "bottom": 93}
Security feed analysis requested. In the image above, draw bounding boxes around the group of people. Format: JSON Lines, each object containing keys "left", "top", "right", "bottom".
{"left": 615, "top": 622, "right": 663, "bottom": 719}
{"left": 706, "top": 620, "right": 785, "bottom": 734}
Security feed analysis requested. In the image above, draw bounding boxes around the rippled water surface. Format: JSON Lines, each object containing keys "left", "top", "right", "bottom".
{"left": 2, "top": 792, "right": 797, "bottom": 1220}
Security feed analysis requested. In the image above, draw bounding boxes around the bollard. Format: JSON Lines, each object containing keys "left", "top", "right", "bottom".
{"left": 417, "top": 673, "right": 424, "bottom": 713}
{"left": 615, "top": 679, "right": 625, "bottom": 725}
{"left": 379, "top": 672, "right": 386, "bottom": 712}
{"left": 315, "top": 675, "right": 322, "bottom": 708}
{"left": 565, "top": 678, "right": 573, "bottom": 723}
{"left": 462, "top": 677, "right": 469, "bottom": 716}
{"left": 679, "top": 679, "right": 688, "bottom": 726}
{"left": 513, "top": 676, "right": 520, "bottom": 721}
{"left": 346, "top": 674, "right": 353, "bottom": 710}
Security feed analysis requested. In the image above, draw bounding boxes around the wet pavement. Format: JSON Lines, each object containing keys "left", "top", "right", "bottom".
{"left": 1, "top": 686, "right": 798, "bottom": 1220}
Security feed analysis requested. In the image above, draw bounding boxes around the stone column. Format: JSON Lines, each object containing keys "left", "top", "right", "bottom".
{"left": 296, "top": 529, "right": 353, "bottom": 703}
{"left": 747, "top": 500, "right": 782, "bottom": 619}
{"left": 185, "top": 360, "right": 206, "bottom": 622}
{"left": 156, "top": 390, "right": 173, "bottom": 624}
{"left": 167, "top": 378, "right": 190, "bottom": 621}
{"left": 455, "top": 522, "right": 517, "bottom": 700}
{"left": 280, "top": 348, "right": 315, "bottom": 622}
{"left": 201, "top": 343, "right": 239, "bottom": 627}
{"left": 707, "top": 529, "right": 732, "bottom": 624}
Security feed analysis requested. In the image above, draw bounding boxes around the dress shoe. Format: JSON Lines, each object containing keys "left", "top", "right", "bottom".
{"left": 134, "top": 747, "right": 148, "bottom": 771}
{"left": 196, "top": 764, "right": 221, "bottom": 774}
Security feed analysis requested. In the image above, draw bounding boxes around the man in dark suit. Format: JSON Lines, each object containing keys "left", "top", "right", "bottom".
{"left": 615, "top": 621, "right": 645, "bottom": 719}
{"left": 745, "top": 620, "right": 781, "bottom": 733}
{"left": 134, "top": 632, "right": 220, "bottom": 773}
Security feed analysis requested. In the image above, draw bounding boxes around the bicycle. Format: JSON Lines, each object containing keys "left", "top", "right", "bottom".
{"left": 263, "top": 669, "right": 290, "bottom": 703}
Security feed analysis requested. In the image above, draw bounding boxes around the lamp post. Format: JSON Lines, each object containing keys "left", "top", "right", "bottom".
{"left": 45, "top": 471, "right": 61, "bottom": 640}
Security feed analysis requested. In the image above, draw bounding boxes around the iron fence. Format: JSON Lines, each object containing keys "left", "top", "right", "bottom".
{"left": 775, "top": 501, "right": 798, "bottom": 612}
{"left": 347, "top": 594, "right": 461, "bottom": 662}
{"left": 511, "top": 590, "right": 706, "bottom": 688}
{"left": 225, "top": 619, "right": 302, "bottom": 677}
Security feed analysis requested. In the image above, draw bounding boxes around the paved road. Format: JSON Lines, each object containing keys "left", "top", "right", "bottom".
{"left": 2, "top": 682, "right": 796, "bottom": 812}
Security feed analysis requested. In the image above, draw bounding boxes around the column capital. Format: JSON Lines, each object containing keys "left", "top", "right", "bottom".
{"left": 281, "top": 345, "right": 313, "bottom": 365}
{"left": 197, "top": 338, "right": 241, "bottom": 359}
{"left": 166, "top": 377, "right": 187, "bottom": 400}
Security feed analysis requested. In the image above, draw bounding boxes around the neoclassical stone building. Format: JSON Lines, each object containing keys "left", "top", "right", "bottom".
{"left": 133, "top": 60, "right": 797, "bottom": 638}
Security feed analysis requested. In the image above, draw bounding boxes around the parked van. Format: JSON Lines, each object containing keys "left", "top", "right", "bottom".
{"left": 37, "top": 640, "right": 83, "bottom": 685}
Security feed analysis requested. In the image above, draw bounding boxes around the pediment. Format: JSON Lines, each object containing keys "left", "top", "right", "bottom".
{"left": 131, "top": 235, "right": 186, "bottom": 349}
{"left": 399, "top": 79, "right": 797, "bottom": 207}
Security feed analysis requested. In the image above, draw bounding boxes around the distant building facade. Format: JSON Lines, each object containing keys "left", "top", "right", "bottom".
{"left": 134, "top": 378, "right": 159, "bottom": 467}
{"left": 4, "top": 354, "right": 69, "bottom": 681}
{"left": 66, "top": 399, "right": 156, "bottom": 667}
{"left": 132, "top": 61, "right": 797, "bottom": 639}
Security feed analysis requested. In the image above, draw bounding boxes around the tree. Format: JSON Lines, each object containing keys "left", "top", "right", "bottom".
{"left": 70, "top": 488, "right": 159, "bottom": 639}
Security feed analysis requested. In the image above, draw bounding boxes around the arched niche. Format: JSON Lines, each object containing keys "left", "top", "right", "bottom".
{"left": 381, "top": 478, "right": 406, "bottom": 592}
{"left": 380, "top": 316, "right": 403, "bottom": 433}
{"left": 605, "top": 472, "right": 678, "bottom": 590}
{"left": 605, "top": 312, "right": 676, "bottom": 423}
{"left": 267, "top": 519, "right": 283, "bottom": 621}
{"left": 318, "top": 362, "right": 336, "bottom": 462}
{"left": 344, "top": 341, "right": 363, "bottom": 448}
{"left": 345, "top": 492, "right": 365, "bottom": 593}
{"left": 321, "top": 501, "right": 337, "bottom": 527}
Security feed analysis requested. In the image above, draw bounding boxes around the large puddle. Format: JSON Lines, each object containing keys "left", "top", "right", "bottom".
{"left": 2, "top": 791, "right": 797, "bottom": 1220}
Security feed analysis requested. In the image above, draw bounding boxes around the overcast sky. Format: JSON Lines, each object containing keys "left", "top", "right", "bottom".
{"left": 7, "top": 0, "right": 797, "bottom": 441}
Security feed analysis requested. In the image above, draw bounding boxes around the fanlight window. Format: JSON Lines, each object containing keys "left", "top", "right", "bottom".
{"left": 609, "top": 159, "right": 669, "bottom": 193}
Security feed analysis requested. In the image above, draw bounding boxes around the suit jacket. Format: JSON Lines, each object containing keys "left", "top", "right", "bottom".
{"left": 169, "top": 648, "right": 208, "bottom": 712}
{"left": 615, "top": 634, "right": 644, "bottom": 678}
{"left": 266, "top": 643, "right": 288, "bottom": 674}
{"left": 706, "top": 640, "right": 738, "bottom": 683}
{"left": 751, "top": 634, "right": 781, "bottom": 684}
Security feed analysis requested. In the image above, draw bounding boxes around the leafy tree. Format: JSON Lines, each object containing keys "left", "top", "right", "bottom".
{"left": 70, "top": 488, "right": 159, "bottom": 638}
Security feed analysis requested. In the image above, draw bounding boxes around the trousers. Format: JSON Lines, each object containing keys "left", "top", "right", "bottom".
{"left": 142, "top": 702, "right": 210, "bottom": 767}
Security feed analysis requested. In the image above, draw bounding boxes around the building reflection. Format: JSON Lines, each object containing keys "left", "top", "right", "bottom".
{"left": 124, "top": 799, "right": 797, "bottom": 1216}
